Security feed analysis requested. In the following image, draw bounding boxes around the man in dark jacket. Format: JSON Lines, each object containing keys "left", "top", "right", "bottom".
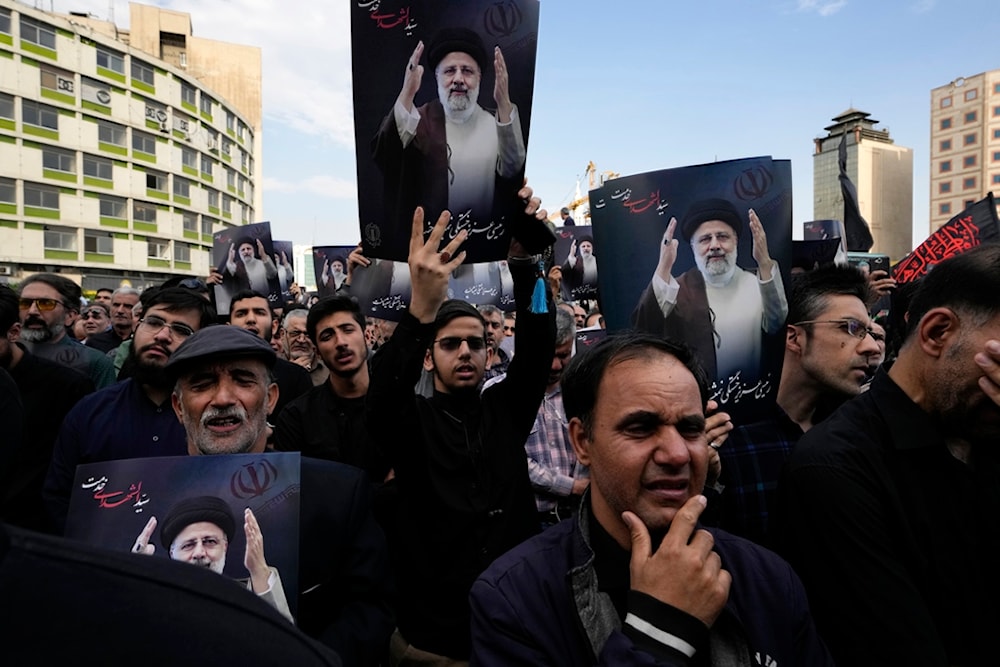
{"left": 470, "top": 333, "right": 832, "bottom": 666}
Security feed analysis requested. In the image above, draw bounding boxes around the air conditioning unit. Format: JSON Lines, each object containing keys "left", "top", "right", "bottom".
{"left": 208, "top": 137, "right": 219, "bottom": 152}
{"left": 0, "top": 266, "right": 13, "bottom": 276}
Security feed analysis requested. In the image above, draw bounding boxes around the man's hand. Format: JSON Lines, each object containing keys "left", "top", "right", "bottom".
{"left": 346, "top": 244, "right": 371, "bottom": 286}
{"left": 655, "top": 217, "right": 679, "bottom": 284}
{"left": 704, "top": 400, "right": 732, "bottom": 488}
{"left": 131, "top": 516, "right": 157, "bottom": 555}
{"left": 397, "top": 41, "right": 424, "bottom": 113}
{"left": 624, "top": 496, "right": 730, "bottom": 626}
{"left": 227, "top": 243, "right": 236, "bottom": 265}
{"left": 494, "top": 46, "right": 513, "bottom": 123}
{"left": 867, "top": 270, "right": 896, "bottom": 304}
{"left": 509, "top": 183, "right": 547, "bottom": 257}
{"left": 408, "top": 208, "right": 468, "bottom": 322}
{"left": 244, "top": 508, "right": 271, "bottom": 594}
{"left": 571, "top": 477, "right": 590, "bottom": 496}
{"left": 975, "top": 340, "right": 1000, "bottom": 407}
{"left": 749, "top": 209, "right": 775, "bottom": 280}
{"left": 566, "top": 239, "right": 577, "bottom": 266}
{"left": 255, "top": 238, "right": 266, "bottom": 259}
{"left": 547, "top": 265, "right": 563, "bottom": 299}
{"left": 206, "top": 268, "right": 223, "bottom": 286}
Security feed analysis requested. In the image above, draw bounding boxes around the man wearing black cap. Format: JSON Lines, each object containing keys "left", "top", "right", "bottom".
{"left": 632, "top": 198, "right": 787, "bottom": 382}
{"left": 373, "top": 27, "right": 526, "bottom": 252}
{"left": 165, "top": 325, "right": 394, "bottom": 666}
{"left": 367, "top": 194, "right": 553, "bottom": 662}
{"left": 130, "top": 494, "right": 293, "bottom": 622}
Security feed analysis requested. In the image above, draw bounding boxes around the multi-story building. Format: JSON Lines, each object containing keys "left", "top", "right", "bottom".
{"left": 0, "top": 0, "right": 261, "bottom": 293}
{"left": 813, "top": 108, "right": 913, "bottom": 261}
{"left": 929, "top": 71, "right": 1000, "bottom": 233}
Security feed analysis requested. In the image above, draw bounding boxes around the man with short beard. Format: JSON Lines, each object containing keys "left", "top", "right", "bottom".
{"left": 281, "top": 308, "right": 329, "bottom": 386}
{"left": 373, "top": 27, "right": 526, "bottom": 257}
{"left": 43, "top": 287, "right": 215, "bottom": 532}
{"left": 225, "top": 237, "right": 277, "bottom": 296}
{"left": 632, "top": 198, "right": 787, "bottom": 382}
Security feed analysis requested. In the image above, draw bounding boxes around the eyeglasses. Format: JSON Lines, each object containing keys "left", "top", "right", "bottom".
{"left": 793, "top": 318, "right": 884, "bottom": 343}
{"left": 80, "top": 309, "right": 107, "bottom": 320}
{"left": 18, "top": 297, "right": 67, "bottom": 312}
{"left": 286, "top": 330, "right": 309, "bottom": 341}
{"left": 139, "top": 315, "right": 195, "bottom": 338}
{"left": 434, "top": 336, "right": 487, "bottom": 352}
{"left": 503, "top": 325, "right": 515, "bottom": 333}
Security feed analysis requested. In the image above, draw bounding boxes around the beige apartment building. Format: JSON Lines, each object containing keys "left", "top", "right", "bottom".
{"left": 0, "top": 0, "right": 261, "bottom": 292}
{"left": 929, "top": 71, "right": 1000, "bottom": 234}
{"left": 813, "top": 109, "right": 913, "bottom": 261}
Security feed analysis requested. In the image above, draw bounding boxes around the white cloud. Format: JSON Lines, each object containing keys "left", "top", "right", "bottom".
{"left": 796, "top": 0, "right": 848, "bottom": 16}
{"left": 911, "top": 0, "right": 935, "bottom": 13}
{"left": 264, "top": 174, "right": 357, "bottom": 200}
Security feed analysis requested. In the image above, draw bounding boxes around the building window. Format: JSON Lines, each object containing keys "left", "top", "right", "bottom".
{"left": 131, "top": 59, "right": 155, "bottom": 86}
{"left": 174, "top": 177, "right": 190, "bottom": 198}
{"left": 132, "top": 131, "right": 156, "bottom": 156}
{"left": 940, "top": 139, "right": 952, "bottom": 151}
{"left": 995, "top": 129, "right": 1000, "bottom": 140}
{"left": 201, "top": 155, "right": 213, "bottom": 176}
{"left": 24, "top": 183, "right": 59, "bottom": 209}
{"left": 0, "top": 8, "right": 10, "bottom": 35}
{"left": 134, "top": 202, "right": 157, "bottom": 223}
{"left": 993, "top": 175, "right": 1000, "bottom": 185}
{"left": 0, "top": 92, "right": 12, "bottom": 120}
{"left": 201, "top": 218, "right": 214, "bottom": 235}
{"left": 940, "top": 118, "right": 952, "bottom": 130}
{"left": 939, "top": 203, "right": 952, "bottom": 215}
{"left": 20, "top": 17, "right": 56, "bottom": 49}
{"left": 964, "top": 133, "right": 976, "bottom": 145}
{"left": 240, "top": 151, "right": 248, "bottom": 172}
{"left": 96, "top": 48, "right": 124, "bottom": 74}
{"left": 940, "top": 160, "right": 952, "bottom": 173}
{"left": 965, "top": 111, "right": 977, "bottom": 123}
{"left": 0, "top": 177, "right": 15, "bottom": 204}
{"left": 181, "top": 147, "right": 197, "bottom": 170}
{"left": 939, "top": 182, "right": 952, "bottom": 194}
{"left": 940, "top": 96, "right": 952, "bottom": 108}
{"left": 100, "top": 196, "right": 126, "bottom": 218}
{"left": 963, "top": 177, "right": 977, "bottom": 189}
{"left": 222, "top": 195, "right": 232, "bottom": 215}
{"left": 83, "top": 155, "right": 112, "bottom": 180}
{"left": 994, "top": 151, "right": 1000, "bottom": 162}
{"left": 42, "top": 148, "right": 75, "bottom": 173}
{"left": 181, "top": 82, "right": 196, "bottom": 106}
{"left": 175, "top": 243, "right": 191, "bottom": 262}
{"left": 200, "top": 94, "right": 213, "bottom": 115}
{"left": 84, "top": 230, "right": 113, "bottom": 255}
{"left": 207, "top": 190, "right": 219, "bottom": 208}
{"left": 207, "top": 129, "right": 219, "bottom": 152}
{"left": 147, "top": 238, "right": 169, "bottom": 260}
{"left": 226, "top": 168, "right": 236, "bottom": 189}
{"left": 98, "top": 121, "right": 126, "bottom": 146}
{"left": 237, "top": 122, "right": 246, "bottom": 141}
{"left": 182, "top": 212, "right": 198, "bottom": 232}
{"left": 964, "top": 155, "right": 977, "bottom": 168}
{"left": 40, "top": 66, "right": 74, "bottom": 95}
{"left": 22, "top": 100, "right": 58, "bottom": 130}
{"left": 994, "top": 106, "right": 1000, "bottom": 117}
{"left": 226, "top": 111, "right": 235, "bottom": 132}
{"left": 965, "top": 89, "right": 978, "bottom": 101}
{"left": 43, "top": 227, "right": 77, "bottom": 251}
{"left": 146, "top": 170, "right": 166, "bottom": 191}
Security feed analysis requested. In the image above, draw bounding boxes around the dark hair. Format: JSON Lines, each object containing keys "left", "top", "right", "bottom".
{"left": 141, "top": 287, "right": 217, "bottom": 329}
{"left": 20, "top": 273, "right": 81, "bottom": 311}
{"left": 432, "top": 299, "right": 485, "bottom": 341}
{"left": 230, "top": 290, "right": 273, "bottom": 318}
{"left": 95, "top": 287, "right": 114, "bottom": 296}
{"left": 787, "top": 264, "right": 871, "bottom": 324}
{"left": 0, "top": 285, "right": 18, "bottom": 334}
{"left": 561, "top": 332, "right": 709, "bottom": 437}
{"left": 904, "top": 244, "right": 1000, "bottom": 341}
{"left": 306, "top": 295, "right": 365, "bottom": 344}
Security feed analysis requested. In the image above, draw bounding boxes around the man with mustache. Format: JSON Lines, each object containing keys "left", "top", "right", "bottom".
{"left": 373, "top": 27, "right": 526, "bottom": 259}
{"left": 281, "top": 308, "right": 329, "bottom": 386}
{"left": 632, "top": 198, "right": 787, "bottom": 383}
{"left": 43, "top": 287, "right": 216, "bottom": 531}
{"left": 85, "top": 286, "right": 140, "bottom": 353}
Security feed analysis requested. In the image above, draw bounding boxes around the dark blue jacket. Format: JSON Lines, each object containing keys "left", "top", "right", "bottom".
{"left": 471, "top": 504, "right": 834, "bottom": 666}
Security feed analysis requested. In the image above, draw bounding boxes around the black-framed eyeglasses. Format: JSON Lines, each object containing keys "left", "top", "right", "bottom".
{"left": 793, "top": 318, "right": 883, "bottom": 342}
{"left": 139, "top": 315, "right": 195, "bottom": 338}
{"left": 18, "top": 297, "right": 67, "bottom": 312}
{"left": 434, "top": 336, "right": 487, "bottom": 352}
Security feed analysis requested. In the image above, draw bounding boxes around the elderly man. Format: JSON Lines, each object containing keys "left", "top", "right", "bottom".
{"left": 372, "top": 27, "right": 526, "bottom": 258}
{"left": 86, "top": 286, "right": 139, "bottom": 353}
{"left": 18, "top": 273, "right": 116, "bottom": 389}
{"left": 79, "top": 302, "right": 111, "bottom": 345}
{"left": 561, "top": 235, "right": 598, "bottom": 300}
{"left": 131, "top": 495, "right": 292, "bottom": 622}
{"left": 777, "top": 245, "right": 1000, "bottom": 666}
{"left": 164, "top": 325, "right": 394, "bottom": 666}
{"left": 632, "top": 198, "right": 787, "bottom": 382}
{"left": 226, "top": 237, "right": 278, "bottom": 295}
{"left": 470, "top": 333, "right": 833, "bottom": 665}
{"left": 715, "top": 264, "right": 882, "bottom": 546}
{"left": 281, "top": 308, "right": 329, "bottom": 386}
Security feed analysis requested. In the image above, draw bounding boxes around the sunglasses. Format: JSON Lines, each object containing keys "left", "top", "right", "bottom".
{"left": 18, "top": 297, "right": 66, "bottom": 312}
{"left": 80, "top": 309, "right": 107, "bottom": 320}
{"left": 434, "top": 336, "right": 487, "bottom": 352}
{"left": 793, "top": 318, "right": 884, "bottom": 343}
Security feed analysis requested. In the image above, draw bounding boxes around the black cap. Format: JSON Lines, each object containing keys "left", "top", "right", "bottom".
{"left": 426, "top": 27, "right": 487, "bottom": 74}
{"left": 165, "top": 325, "right": 276, "bottom": 378}
{"left": 679, "top": 198, "right": 743, "bottom": 243}
{"left": 159, "top": 495, "right": 236, "bottom": 549}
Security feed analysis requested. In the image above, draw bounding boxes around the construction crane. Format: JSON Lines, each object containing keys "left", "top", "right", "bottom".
{"left": 550, "top": 161, "right": 620, "bottom": 224}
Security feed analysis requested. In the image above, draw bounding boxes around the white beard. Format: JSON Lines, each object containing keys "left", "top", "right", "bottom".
{"left": 695, "top": 247, "right": 739, "bottom": 287}
{"left": 438, "top": 82, "right": 479, "bottom": 124}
